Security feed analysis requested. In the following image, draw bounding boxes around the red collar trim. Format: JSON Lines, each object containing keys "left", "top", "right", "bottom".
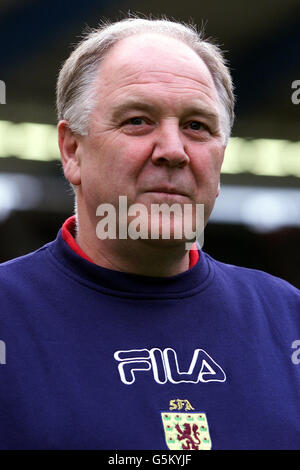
{"left": 189, "top": 243, "right": 200, "bottom": 268}
{"left": 61, "top": 215, "right": 199, "bottom": 269}
{"left": 62, "top": 216, "right": 94, "bottom": 264}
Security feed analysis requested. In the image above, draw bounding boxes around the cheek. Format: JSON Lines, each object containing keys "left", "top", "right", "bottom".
{"left": 205, "top": 141, "right": 225, "bottom": 171}
{"left": 80, "top": 137, "right": 152, "bottom": 203}
{"left": 190, "top": 143, "right": 224, "bottom": 183}
{"left": 111, "top": 137, "right": 154, "bottom": 177}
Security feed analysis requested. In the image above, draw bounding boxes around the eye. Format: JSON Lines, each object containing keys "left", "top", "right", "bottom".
{"left": 126, "top": 117, "right": 146, "bottom": 126}
{"left": 186, "top": 121, "right": 208, "bottom": 131}
{"left": 121, "top": 116, "right": 153, "bottom": 135}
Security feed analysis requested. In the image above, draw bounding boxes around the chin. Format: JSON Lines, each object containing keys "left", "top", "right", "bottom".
{"left": 140, "top": 237, "right": 190, "bottom": 250}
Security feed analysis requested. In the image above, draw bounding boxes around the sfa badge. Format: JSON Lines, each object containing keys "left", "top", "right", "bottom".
{"left": 161, "top": 410, "right": 211, "bottom": 450}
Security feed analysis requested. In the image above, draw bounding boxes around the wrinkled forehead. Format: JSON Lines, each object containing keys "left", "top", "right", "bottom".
{"left": 97, "top": 33, "right": 218, "bottom": 98}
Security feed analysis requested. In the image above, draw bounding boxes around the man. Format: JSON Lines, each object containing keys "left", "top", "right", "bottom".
{"left": 0, "top": 17, "right": 299, "bottom": 450}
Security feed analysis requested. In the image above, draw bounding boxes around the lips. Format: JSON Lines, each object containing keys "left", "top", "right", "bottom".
{"left": 145, "top": 187, "right": 188, "bottom": 197}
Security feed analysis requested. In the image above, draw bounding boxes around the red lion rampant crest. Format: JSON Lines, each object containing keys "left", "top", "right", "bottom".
{"left": 175, "top": 423, "right": 201, "bottom": 450}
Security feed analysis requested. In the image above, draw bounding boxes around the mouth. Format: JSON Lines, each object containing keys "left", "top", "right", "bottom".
{"left": 145, "top": 188, "right": 188, "bottom": 197}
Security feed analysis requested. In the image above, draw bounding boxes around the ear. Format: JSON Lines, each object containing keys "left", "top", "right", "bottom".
{"left": 58, "top": 120, "right": 81, "bottom": 186}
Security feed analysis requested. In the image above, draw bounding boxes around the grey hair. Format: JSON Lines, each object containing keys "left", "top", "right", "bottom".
{"left": 56, "top": 16, "right": 235, "bottom": 144}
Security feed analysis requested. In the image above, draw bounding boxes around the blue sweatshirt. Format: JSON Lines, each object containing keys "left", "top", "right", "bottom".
{"left": 0, "top": 227, "right": 300, "bottom": 450}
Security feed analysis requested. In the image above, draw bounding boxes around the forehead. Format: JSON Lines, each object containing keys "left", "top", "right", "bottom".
{"left": 94, "top": 33, "right": 220, "bottom": 113}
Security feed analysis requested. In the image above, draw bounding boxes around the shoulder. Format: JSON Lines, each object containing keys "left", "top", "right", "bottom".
{"left": 0, "top": 243, "right": 52, "bottom": 285}
{"left": 203, "top": 252, "right": 300, "bottom": 343}
{"left": 204, "top": 251, "right": 300, "bottom": 301}
{"left": 0, "top": 243, "right": 49, "bottom": 267}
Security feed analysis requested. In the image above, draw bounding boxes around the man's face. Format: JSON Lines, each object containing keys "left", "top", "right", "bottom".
{"left": 71, "top": 33, "right": 226, "bottom": 242}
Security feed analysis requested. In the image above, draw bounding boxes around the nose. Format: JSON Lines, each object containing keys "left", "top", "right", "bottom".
{"left": 151, "top": 121, "right": 190, "bottom": 168}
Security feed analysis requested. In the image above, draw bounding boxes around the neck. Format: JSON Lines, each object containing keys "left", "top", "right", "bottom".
{"left": 75, "top": 210, "right": 191, "bottom": 278}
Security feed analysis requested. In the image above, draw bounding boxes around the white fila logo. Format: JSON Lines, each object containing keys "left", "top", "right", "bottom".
{"left": 114, "top": 348, "right": 226, "bottom": 385}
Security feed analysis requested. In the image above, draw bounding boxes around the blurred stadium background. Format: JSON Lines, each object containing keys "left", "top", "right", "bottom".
{"left": 0, "top": 0, "right": 299, "bottom": 287}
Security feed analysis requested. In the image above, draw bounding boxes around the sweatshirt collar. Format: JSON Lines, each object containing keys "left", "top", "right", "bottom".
{"left": 48, "top": 216, "right": 212, "bottom": 299}
{"left": 61, "top": 215, "right": 200, "bottom": 269}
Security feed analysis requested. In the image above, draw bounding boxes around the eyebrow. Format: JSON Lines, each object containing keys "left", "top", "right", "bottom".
{"left": 182, "top": 106, "right": 220, "bottom": 122}
{"left": 111, "top": 99, "right": 156, "bottom": 120}
{"left": 111, "top": 98, "right": 220, "bottom": 123}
